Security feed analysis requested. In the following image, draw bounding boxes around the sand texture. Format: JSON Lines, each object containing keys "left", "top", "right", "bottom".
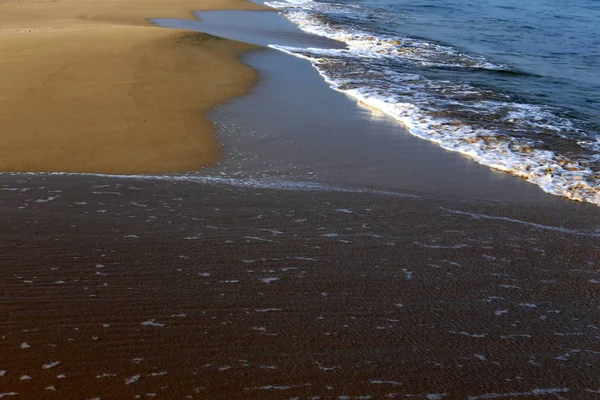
{"left": 0, "top": 0, "right": 270, "bottom": 174}
{"left": 0, "top": 175, "right": 599, "bottom": 398}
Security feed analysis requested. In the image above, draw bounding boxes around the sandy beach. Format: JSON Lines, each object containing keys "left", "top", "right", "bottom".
{"left": 1, "top": 0, "right": 599, "bottom": 398}
{"left": 0, "top": 0, "right": 269, "bottom": 174}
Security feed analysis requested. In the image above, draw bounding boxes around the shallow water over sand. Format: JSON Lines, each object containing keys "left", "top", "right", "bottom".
{"left": 0, "top": 174, "right": 598, "bottom": 398}
{"left": 157, "top": 10, "right": 591, "bottom": 207}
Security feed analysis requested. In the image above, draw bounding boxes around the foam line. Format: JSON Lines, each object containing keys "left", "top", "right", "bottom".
{"left": 440, "top": 207, "right": 600, "bottom": 237}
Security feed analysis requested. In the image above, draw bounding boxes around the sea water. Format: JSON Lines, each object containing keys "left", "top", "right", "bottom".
{"left": 265, "top": 0, "right": 600, "bottom": 205}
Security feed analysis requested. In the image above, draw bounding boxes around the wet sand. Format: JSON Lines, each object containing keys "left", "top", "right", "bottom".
{"left": 0, "top": 174, "right": 599, "bottom": 398}
{"left": 1, "top": 2, "right": 599, "bottom": 398}
{"left": 0, "top": 0, "right": 269, "bottom": 174}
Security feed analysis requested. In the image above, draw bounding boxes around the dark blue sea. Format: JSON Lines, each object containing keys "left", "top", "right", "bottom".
{"left": 266, "top": 0, "right": 600, "bottom": 205}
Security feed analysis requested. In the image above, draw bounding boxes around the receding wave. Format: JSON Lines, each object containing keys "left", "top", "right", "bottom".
{"left": 266, "top": 0, "right": 600, "bottom": 206}
{"left": 7, "top": 171, "right": 416, "bottom": 197}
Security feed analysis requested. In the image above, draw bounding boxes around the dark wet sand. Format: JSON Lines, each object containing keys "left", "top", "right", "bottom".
{"left": 1, "top": 174, "right": 598, "bottom": 398}
{"left": 2, "top": 6, "right": 599, "bottom": 400}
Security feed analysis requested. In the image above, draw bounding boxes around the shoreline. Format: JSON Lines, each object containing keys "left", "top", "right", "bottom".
{"left": 1, "top": 3, "right": 599, "bottom": 397}
{"left": 0, "top": 0, "right": 270, "bottom": 174}
{"left": 158, "top": 9, "right": 600, "bottom": 208}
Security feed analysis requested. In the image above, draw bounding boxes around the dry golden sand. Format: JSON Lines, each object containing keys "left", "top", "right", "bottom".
{"left": 0, "top": 0, "right": 270, "bottom": 174}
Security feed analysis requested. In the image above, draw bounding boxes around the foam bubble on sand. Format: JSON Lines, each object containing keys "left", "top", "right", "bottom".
{"left": 96, "top": 373, "right": 117, "bottom": 379}
{"left": 257, "top": 228, "right": 284, "bottom": 235}
{"left": 140, "top": 320, "right": 165, "bottom": 327}
{"left": 468, "top": 388, "right": 569, "bottom": 399}
{"left": 42, "top": 361, "right": 60, "bottom": 369}
{"left": 450, "top": 331, "right": 488, "bottom": 338}
{"left": 20, "top": 342, "right": 30, "bottom": 349}
{"left": 259, "top": 365, "right": 279, "bottom": 370}
{"left": 245, "top": 236, "right": 273, "bottom": 242}
{"left": 1, "top": 187, "right": 31, "bottom": 192}
{"left": 33, "top": 196, "right": 60, "bottom": 203}
{"left": 316, "top": 362, "right": 336, "bottom": 371}
{"left": 125, "top": 375, "right": 141, "bottom": 384}
{"left": 0, "top": 393, "right": 19, "bottom": 398}
{"left": 20, "top": 375, "right": 32, "bottom": 380}
{"left": 499, "top": 284, "right": 520, "bottom": 289}
{"left": 260, "top": 277, "right": 280, "bottom": 283}
{"left": 483, "top": 296, "right": 504, "bottom": 303}
{"left": 251, "top": 386, "right": 292, "bottom": 390}
{"left": 427, "top": 395, "right": 449, "bottom": 400}
{"left": 501, "top": 334, "right": 532, "bottom": 339}
{"left": 413, "top": 241, "right": 469, "bottom": 249}
{"left": 370, "top": 380, "right": 402, "bottom": 386}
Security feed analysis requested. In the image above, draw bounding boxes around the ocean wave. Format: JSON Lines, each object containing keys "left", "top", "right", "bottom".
{"left": 270, "top": 5, "right": 506, "bottom": 71}
{"left": 266, "top": 0, "right": 600, "bottom": 206}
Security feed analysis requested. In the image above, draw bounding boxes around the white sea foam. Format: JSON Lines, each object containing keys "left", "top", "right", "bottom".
{"left": 267, "top": 0, "right": 600, "bottom": 206}
{"left": 468, "top": 388, "right": 569, "bottom": 399}
{"left": 42, "top": 361, "right": 60, "bottom": 369}
{"left": 125, "top": 374, "right": 141, "bottom": 384}
{"left": 370, "top": 380, "right": 402, "bottom": 386}
{"left": 267, "top": 0, "right": 505, "bottom": 71}
{"left": 440, "top": 207, "right": 600, "bottom": 237}
{"left": 271, "top": 44, "right": 600, "bottom": 205}
{"left": 17, "top": 172, "right": 412, "bottom": 198}
{"left": 140, "top": 319, "right": 165, "bottom": 327}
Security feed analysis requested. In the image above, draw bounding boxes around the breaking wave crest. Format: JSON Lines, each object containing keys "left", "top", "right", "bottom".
{"left": 266, "top": 0, "right": 600, "bottom": 206}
